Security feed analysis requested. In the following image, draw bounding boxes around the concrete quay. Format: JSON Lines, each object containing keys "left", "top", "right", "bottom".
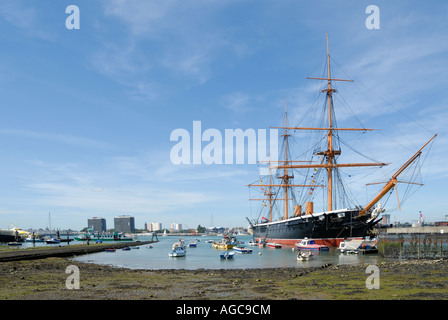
{"left": 0, "top": 240, "right": 156, "bottom": 262}
{"left": 385, "top": 226, "right": 447, "bottom": 234}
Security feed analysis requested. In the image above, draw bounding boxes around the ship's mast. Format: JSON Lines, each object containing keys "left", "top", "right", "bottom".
{"left": 281, "top": 98, "right": 291, "bottom": 220}
{"left": 324, "top": 33, "right": 335, "bottom": 211}
{"left": 248, "top": 101, "right": 322, "bottom": 221}
{"left": 249, "top": 34, "right": 436, "bottom": 223}
{"left": 274, "top": 33, "right": 387, "bottom": 212}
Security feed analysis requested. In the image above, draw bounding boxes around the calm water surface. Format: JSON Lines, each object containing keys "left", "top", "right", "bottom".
{"left": 70, "top": 235, "right": 389, "bottom": 270}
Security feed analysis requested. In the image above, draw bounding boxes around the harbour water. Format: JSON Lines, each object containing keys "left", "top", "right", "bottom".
{"left": 70, "top": 235, "right": 389, "bottom": 270}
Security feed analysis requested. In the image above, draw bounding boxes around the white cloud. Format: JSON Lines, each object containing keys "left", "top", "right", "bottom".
{"left": 0, "top": 1, "right": 56, "bottom": 40}
{"left": 0, "top": 129, "right": 112, "bottom": 149}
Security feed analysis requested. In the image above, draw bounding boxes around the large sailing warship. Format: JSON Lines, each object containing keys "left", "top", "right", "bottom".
{"left": 247, "top": 35, "right": 437, "bottom": 246}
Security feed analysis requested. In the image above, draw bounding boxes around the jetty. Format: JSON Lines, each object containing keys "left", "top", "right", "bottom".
{"left": 384, "top": 226, "right": 446, "bottom": 234}
{"left": 0, "top": 240, "right": 156, "bottom": 262}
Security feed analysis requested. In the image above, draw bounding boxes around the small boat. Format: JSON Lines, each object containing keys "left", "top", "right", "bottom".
{"left": 146, "top": 245, "right": 153, "bottom": 248}
{"left": 122, "top": 247, "right": 131, "bottom": 251}
{"left": 7, "top": 242, "right": 22, "bottom": 246}
{"left": 233, "top": 246, "right": 252, "bottom": 253}
{"left": 248, "top": 239, "right": 258, "bottom": 246}
{"left": 189, "top": 240, "right": 198, "bottom": 247}
{"left": 105, "top": 248, "right": 116, "bottom": 252}
{"left": 257, "top": 238, "right": 266, "bottom": 248}
{"left": 45, "top": 237, "right": 60, "bottom": 244}
{"left": 267, "top": 243, "right": 282, "bottom": 249}
{"left": 220, "top": 251, "right": 235, "bottom": 259}
{"left": 169, "top": 246, "right": 186, "bottom": 257}
{"left": 25, "top": 236, "right": 44, "bottom": 243}
{"left": 130, "top": 246, "right": 140, "bottom": 249}
{"left": 212, "top": 235, "right": 237, "bottom": 250}
{"left": 212, "top": 242, "right": 235, "bottom": 250}
{"left": 339, "top": 238, "right": 378, "bottom": 254}
{"left": 74, "top": 230, "right": 133, "bottom": 242}
{"left": 295, "top": 238, "right": 329, "bottom": 251}
{"left": 297, "top": 250, "right": 313, "bottom": 261}
{"left": 169, "top": 240, "right": 186, "bottom": 257}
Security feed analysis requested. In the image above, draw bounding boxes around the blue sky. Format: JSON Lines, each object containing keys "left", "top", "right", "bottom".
{"left": 0, "top": 0, "right": 447, "bottom": 231}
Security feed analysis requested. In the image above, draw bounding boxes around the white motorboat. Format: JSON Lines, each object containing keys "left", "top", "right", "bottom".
{"left": 297, "top": 250, "right": 313, "bottom": 261}
{"left": 169, "top": 240, "right": 186, "bottom": 257}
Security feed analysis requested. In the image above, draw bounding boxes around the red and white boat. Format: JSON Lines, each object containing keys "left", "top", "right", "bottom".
{"left": 295, "top": 238, "right": 329, "bottom": 251}
{"left": 267, "top": 242, "right": 282, "bottom": 249}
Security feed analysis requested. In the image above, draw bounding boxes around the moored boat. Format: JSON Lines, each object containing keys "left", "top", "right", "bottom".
{"left": 267, "top": 243, "right": 282, "bottom": 249}
{"left": 25, "top": 236, "right": 44, "bottom": 243}
{"left": 212, "top": 234, "right": 237, "bottom": 250}
{"left": 297, "top": 250, "right": 313, "bottom": 261}
{"left": 220, "top": 251, "right": 235, "bottom": 259}
{"left": 7, "top": 242, "right": 22, "bottom": 246}
{"left": 189, "top": 240, "right": 198, "bottom": 247}
{"left": 338, "top": 237, "right": 378, "bottom": 254}
{"left": 169, "top": 246, "right": 186, "bottom": 257}
{"left": 169, "top": 239, "right": 187, "bottom": 257}
{"left": 75, "top": 231, "right": 133, "bottom": 242}
{"left": 45, "top": 237, "right": 60, "bottom": 244}
{"left": 246, "top": 35, "right": 436, "bottom": 248}
{"left": 0, "top": 227, "right": 29, "bottom": 243}
{"left": 295, "top": 238, "right": 329, "bottom": 251}
{"left": 233, "top": 246, "right": 252, "bottom": 253}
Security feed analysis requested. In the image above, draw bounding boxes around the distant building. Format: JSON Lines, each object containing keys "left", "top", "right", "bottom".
{"left": 149, "top": 222, "right": 162, "bottom": 231}
{"left": 206, "top": 226, "right": 226, "bottom": 234}
{"left": 88, "top": 217, "right": 107, "bottom": 233}
{"left": 381, "top": 214, "right": 391, "bottom": 226}
{"left": 114, "top": 215, "right": 135, "bottom": 233}
{"left": 170, "top": 222, "right": 182, "bottom": 231}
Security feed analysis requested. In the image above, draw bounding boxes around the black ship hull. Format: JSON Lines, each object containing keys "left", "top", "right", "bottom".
{"left": 0, "top": 233, "right": 21, "bottom": 243}
{"left": 250, "top": 208, "right": 379, "bottom": 247}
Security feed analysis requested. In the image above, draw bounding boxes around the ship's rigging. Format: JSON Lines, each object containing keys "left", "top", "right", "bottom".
{"left": 248, "top": 34, "right": 437, "bottom": 225}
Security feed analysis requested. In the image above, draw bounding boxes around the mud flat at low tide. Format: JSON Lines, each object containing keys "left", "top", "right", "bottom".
{"left": 0, "top": 256, "right": 447, "bottom": 300}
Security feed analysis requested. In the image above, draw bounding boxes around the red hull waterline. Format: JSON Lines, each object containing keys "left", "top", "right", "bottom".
{"left": 256, "top": 237, "right": 363, "bottom": 247}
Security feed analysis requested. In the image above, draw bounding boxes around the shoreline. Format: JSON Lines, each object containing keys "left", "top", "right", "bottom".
{"left": 0, "top": 248, "right": 447, "bottom": 300}
{"left": 0, "top": 241, "right": 155, "bottom": 262}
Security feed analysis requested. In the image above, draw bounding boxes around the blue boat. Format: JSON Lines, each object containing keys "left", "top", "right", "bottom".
{"left": 189, "top": 240, "right": 197, "bottom": 247}
{"left": 45, "top": 237, "right": 60, "bottom": 244}
{"left": 233, "top": 246, "right": 252, "bottom": 253}
{"left": 220, "top": 251, "right": 235, "bottom": 260}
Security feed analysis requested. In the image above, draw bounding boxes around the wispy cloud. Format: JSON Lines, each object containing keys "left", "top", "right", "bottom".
{"left": 0, "top": 1, "right": 56, "bottom": 40}
{"left": 0, "top": 129, "right": 112, "bottom": 149}
{"left": 95, "top": 0, "right": 250, "bottom": 95}
{"left": 18, "top": 155, "right": 234, "bottom": 228}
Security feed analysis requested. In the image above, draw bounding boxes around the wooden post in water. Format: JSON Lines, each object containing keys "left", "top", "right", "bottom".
{"left": 417, "top": 234, "right": 420, "bottom": 259}
{"left": 441, "top": 234, "right": 444, "bottom": 260}
{"left": 399, "top": 235, "right": 403, "bottom": 260}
